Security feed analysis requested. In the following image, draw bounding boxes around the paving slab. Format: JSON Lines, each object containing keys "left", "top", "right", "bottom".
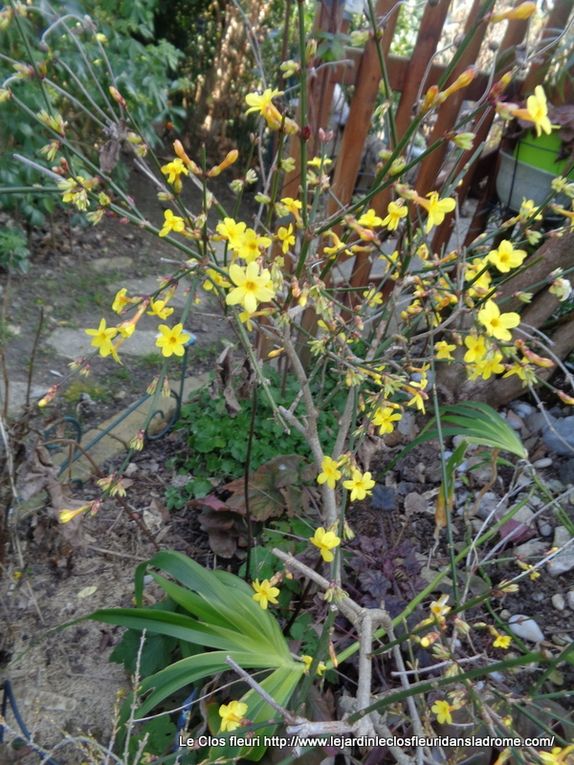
{"left": 1, "top": 380, "right": 48, "bottom": 416}
{"left": 53, "top": 372, "right": 209, "bottom": 482}
{"left": 46, "top": 328, "right": 162, "bottom": 359}
{"left": 107, "top": 276, "right": 190, "bottom": 309}
{"left": 91, "top": 256, "right": 134, "bottom": 272}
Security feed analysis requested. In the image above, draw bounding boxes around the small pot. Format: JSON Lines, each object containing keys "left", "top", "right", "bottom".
{"left": 496, "top": 133, "right": 573, "bottom": 214}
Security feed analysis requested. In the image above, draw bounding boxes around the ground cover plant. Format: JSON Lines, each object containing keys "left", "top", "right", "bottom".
{"left": 1, "top": 1, "right": 574, "bottom": 764}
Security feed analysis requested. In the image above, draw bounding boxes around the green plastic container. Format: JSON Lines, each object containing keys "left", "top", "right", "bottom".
{"left": 514, "top": 131, "right": 573, "bottom": 177}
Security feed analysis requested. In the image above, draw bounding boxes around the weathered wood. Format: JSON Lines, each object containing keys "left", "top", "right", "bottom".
{"left": 521, "top": 0, "right": 574, "bottom": 95}
{"left": 394, "top": 0, "right": 451, "bottom": 138}
{"left": 414, "top": 0, "right": 493, "bottom": 199}
{"left": 431, "top": 9, "right": 531, "bottom": 252}
{"left": 327, "top": 0, "right": 400, "bottom": 219}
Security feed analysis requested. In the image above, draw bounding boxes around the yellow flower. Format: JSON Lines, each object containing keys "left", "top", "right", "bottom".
{"left": 488, "top": 240, "right": 527, "bottom": 273}
{"left": 371, "top": 406, "right": 402, "bottom": 435}
{"left": 155, "top": 323, "right": 191, "bottom": 357}
{"left": 301, "top": 655, "right": 327, "bottom": 676}
{"left": 245, "top": 89, "right": 298, "bottom": 133}
{"left": 161, "top": 157, "right": 189, "bottom": 186}
{"left": 464, "top": 257, "right": 492, "bottom": 298}
{"left": 435, "top": 341, "right": 457, "bottom": 360}
{"left": 112, "top": 287, "right": 132, "bottom": 314}
{"left": 277, "top": 196, "right": 303, "bottom": 221}
{"left": 357, "top": 208, "right": 384, "bottom": 228}
{"left": 431, "top": 699, "right": 455, "bottom": 725}
{"left": 538, "top": 746, "right": 574, "bottom": 765}
{"left": 478, "top": 300, "right": 520, "bottom": 342}
{"left": 234, "top": 227, "right": 272, "bottom": 262}
{"left": 430, "top": 594, "right": 451, "bottom": 620}
{"left": 85, "top": 318, "right": 119, "bottom": 361}
{"left": 417, "top": 192, "right": 456, "bottom": 233}
{"left": 519, "top": 86, "right": 555, "bottom": 137}
{"left": 216, "top": 217, "right": 247, "bottom": 249}
{"left": 463, "top": 334, "right": 488, "bottom": 363}
{"left": 251, "top": 579, "right": 280, "bottom": 609}
{"left": 492, "top": 632, "right": 512, "bottom": 649}
{"left": 343, "top": 469, "right": 375, "bottom": 502}
{"left": 309, "top": 527, "right": 341, "bottom": 562}
{"left": 159, "top": 209, "right": 186, "bottom": 237}
{"left": 59, "top": 505, "right": 90, "bottom": 524}
{"left": 147, "top": 299, "right": 174, "bottom": 320}
{"left": 219, "top": 700, "right": 248, "bottom": 733}
{"left": 467, "top": 351, "right": 505, "bottom": 381}
{"left": 382, "top": 200, "right": 408, "bottom": 230}
{"left": 317, "top": 456, "right": 342, "bottom": 489}
{"left": 452, "top": 132, "right": 475, "bottom": 150}
{"left": 226, "top": 262, "right": 275, "bottom": 314}
{"left": 277, "top": 224, "right": 295, "bottom": 254}
{"left": 203, "top": 268, "right": 231, "bottom": 292}
{"left": 491, "top": 1, "right": 536, "bottom": 23}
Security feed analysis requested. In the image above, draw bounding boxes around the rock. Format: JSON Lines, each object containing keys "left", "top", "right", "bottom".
{"left": 566, "top": 591, "right": 574, "bottom": 610}
{"left": 552, "top": 633, "right": 572, "bottom": 647}
{"left": 552, "top": 593, "right": 566, "bottom": 611}
{"left": 500, "top": 609, "right": 511, "bottom": 620}
{"left": 475, "top": 492, "right": 505, "bottom": 520}
{"left": 466, "top": 455, "right": 495, "bottom": 484}
{"left": 505, "top": 410, "right": 525, "bottom": 432}
{"left": 525, "top": 411, "right": 547, "bottom": 435}
{"left": 514, "top": 539, "right": 547, "bottom": 559}
{"left": 558, "top": 459, "right": 574, "bottom": 486}
{"left": 510, "top": 400, "right": 535, "bottom": 419}
{"left": 533, "top": 457, "right": 553, "bottom": 469}
{"left": 508, "top": 614, "right": 545, "bottom": 643}
{"left": 547, "top": 526, "right": 574, "bottom": 576}
{"left": 404, "top": 492, "right": 429, "bottom": 514}
{"left": 397, "top": 411, "right": 417, "bottom": 440}
{"left": 537, "top": 521, "right": 553, "bottom": 538}
{"left": 542, "top": 416, "right": 574, "bottom": 456}
{"left": 371, "top": 485, "right": 397, "bottom": 512}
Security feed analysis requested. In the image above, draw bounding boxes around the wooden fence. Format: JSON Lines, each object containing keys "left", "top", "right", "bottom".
{"left": 280, "top": 0, "right": 573, "bottom": 289}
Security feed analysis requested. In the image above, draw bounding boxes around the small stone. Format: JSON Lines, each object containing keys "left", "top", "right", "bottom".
{"left": 525, "top": 411, "right": 546, "bottom": 435}
{"left": 371, "top": 485, "right": 397, "bottom": 512}
{"left": 547, "top": 526, "right": 574, "bottom": 576}
{"left": 552, "top": 593, "right": 566, "bottom": 611}
{"left": 514, "top": 539, "right": 547, "bottom": 559}
{"left": 500, "top": 609, "right": 511, "bottom": 620}
{"left": 566, "top": 591, "right": 574, "bottom": 610}
{"left": 397, "top": 411, "right": 417, "bottom": 440}
{"left": 510, "top": 400, "right": 535, "bottom": 419}
{"left": 124, "top": 462, "right": 138, "bottom": 476}
{"left": 475, "top": 492, "right": 506, "bottom": 520}
{"left": 508, "top": 614, "right": 545, "bottom": 643}
{"left": 505, "top": 411, "right": 525, "bottom": 432}
{"left": 542, "top": 416, "right": 574, "bottom": 456}
{"left": 552, "top": 633, "right": 572, "bottom": 647}
{"left": 538, "top": 521, "right": 553, "bottom": 538}
{"left": 558, "top": 459, "right": 574, "bottom": 486}
{"left": 530, "top": 592, "right": 545, "bottom": 603}
{"left": 533, "top": 457, "right": 553, "bottom": 469}
{"left": 404, "top": 492, "right": 429, "bottom": 514}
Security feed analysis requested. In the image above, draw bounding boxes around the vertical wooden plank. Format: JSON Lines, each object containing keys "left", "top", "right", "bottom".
{"left": 431, "top": 10, "right": 531, "bottom": 252}
{"left": 393, "top": 0, "right": 452, "bottom": 138}
{"left": 521, "top": 0, "right": 573, "bottom": 95}
{"left": 413, "top": 0, "right": 492, "bottom": 200}
{"left": 326, "top": 0, "right": 400, "bottom": 220}
{"left": 281, "top": 0, "right": 346, "bottom": 202}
